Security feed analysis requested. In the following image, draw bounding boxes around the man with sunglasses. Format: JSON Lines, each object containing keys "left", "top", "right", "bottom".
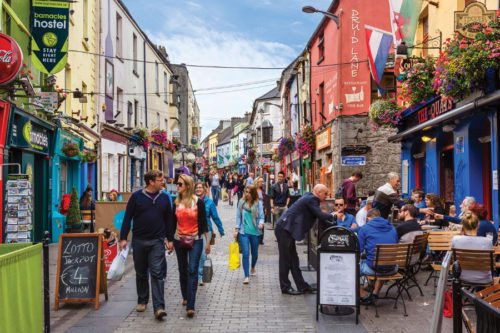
{"left": 332, "top": 197, "right": 357, "bottom": 229}
{"left": 120, "top": 170, "right": 174, "bottom": 321}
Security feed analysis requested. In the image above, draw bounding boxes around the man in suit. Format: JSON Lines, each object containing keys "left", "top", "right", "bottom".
{"left": 271, "top": 171, "right": 290, "bottom": 224}
{"left": 275, "top": 184, "right": 335, "bottom": 295}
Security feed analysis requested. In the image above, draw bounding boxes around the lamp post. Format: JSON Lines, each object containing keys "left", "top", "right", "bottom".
{"left": 302, "top": 6, "right": 340, "bottom": 28}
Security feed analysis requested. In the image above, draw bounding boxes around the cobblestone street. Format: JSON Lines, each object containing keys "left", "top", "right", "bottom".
{"left": 49, "top": 200, "right": 452, "bottom": 333}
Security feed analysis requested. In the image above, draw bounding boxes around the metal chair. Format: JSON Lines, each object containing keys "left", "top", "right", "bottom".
{"left": 365, "top": 243, "right": 411, "bottom": 317}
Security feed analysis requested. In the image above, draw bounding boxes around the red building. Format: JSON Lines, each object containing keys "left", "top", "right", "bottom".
{"left": 307, "top": 0, "right": 400, "bottom": 196}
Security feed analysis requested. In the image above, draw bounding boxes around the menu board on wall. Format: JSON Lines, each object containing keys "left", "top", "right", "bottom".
{"left": 5, "top": 175, "right": 33, "bottom": 243}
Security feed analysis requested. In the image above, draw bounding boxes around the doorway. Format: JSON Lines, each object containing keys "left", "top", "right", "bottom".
{"left": 439, "top": 132, "right": 454, "bottom": 207}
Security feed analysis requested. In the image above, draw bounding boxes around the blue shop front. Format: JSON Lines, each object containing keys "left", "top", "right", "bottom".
{"left": 389, "top": 90, "right": 500, "bottom": 229}
{"left": 51, "top": 128, "right": 84, "bottom": 242}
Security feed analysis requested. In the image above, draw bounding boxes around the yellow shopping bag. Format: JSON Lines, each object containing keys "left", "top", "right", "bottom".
{"left": 228, "top": 241, "right": 240, "bottom": 270}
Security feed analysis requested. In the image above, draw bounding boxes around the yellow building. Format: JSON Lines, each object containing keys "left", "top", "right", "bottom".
{"left": 413, "top": 0, "right": 498, "bottom": 58}
{"left": 208, "top": 132, "right": 219, "bottom": 167}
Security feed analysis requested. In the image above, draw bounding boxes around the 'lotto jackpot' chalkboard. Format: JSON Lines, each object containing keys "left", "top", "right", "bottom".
{"left": 55, "top": 233, "right": 108, "bottom": 310}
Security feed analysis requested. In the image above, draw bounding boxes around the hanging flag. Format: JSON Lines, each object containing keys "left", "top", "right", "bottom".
{"left": 388, "top": 0, "right": 423, "bottom": 46}
{"left": 365, "top": 25, "right": 393, "bottom": 94}
{"left": 31, "top": 0, "right": 70, "bottom": 74}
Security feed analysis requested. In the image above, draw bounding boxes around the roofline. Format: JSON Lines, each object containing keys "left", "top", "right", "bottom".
{"left": 305, "top": 0, "right": 340, "bottom": 50}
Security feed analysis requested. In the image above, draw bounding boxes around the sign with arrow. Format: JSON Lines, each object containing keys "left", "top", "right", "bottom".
{"left": 30, "top": 0, "right": 70, "bottom": 74}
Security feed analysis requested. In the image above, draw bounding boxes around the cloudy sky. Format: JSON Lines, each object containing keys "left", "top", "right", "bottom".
{"left": 122, "top": 0, "right": 331, "bottom": 139}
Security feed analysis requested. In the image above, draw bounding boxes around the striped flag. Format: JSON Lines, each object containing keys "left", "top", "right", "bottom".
{"left": 365, "top": 25, "right": 393, "bottom": 94}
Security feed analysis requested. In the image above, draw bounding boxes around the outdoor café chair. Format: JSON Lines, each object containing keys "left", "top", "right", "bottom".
{"left": 424, "top": 231, "right": 459, "bottom": 293}
{"left": 452, "top": 248, "right": 495, "bottom": 288}
{"left": 365, "top": 243, "right": 411, "bottom": 317}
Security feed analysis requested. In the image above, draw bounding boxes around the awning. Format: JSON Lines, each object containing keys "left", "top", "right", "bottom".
{"left": 388, "top": 90, "right": 500, "bottom": 142}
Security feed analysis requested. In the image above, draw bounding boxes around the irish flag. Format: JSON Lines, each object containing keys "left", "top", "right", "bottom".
{"left": 365, "top": 25, "right": 393, "bottom": 93}
{"left": 388, "top": 0, "right": 423, "bottom": 46}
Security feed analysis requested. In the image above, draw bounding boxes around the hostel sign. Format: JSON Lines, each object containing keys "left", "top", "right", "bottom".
{"left": 30, "top": 0, "right": 69, "bottom": 74}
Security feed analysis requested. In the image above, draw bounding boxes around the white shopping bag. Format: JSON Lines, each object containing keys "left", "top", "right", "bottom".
{"left": 107, "top": 246, "right": 129, "bottom": 281}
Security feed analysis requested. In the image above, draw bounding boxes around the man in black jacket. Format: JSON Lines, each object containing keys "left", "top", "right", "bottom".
{"left": 275, "top": 184, "right": 334, "bottom": 295}
{"left": 271, "top": 171, "right": 290, "bottom": 225}
{"left": 120, "top": 170, "right": 174, "bottom": 320}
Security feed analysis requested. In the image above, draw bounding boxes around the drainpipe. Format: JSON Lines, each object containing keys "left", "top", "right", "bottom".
{"left": 143, "top": 40, "right": 148, "bottom": 125}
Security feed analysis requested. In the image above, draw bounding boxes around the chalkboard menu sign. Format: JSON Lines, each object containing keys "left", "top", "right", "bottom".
{"left": 55, "top": 233, "right": 108, "bottom": 310}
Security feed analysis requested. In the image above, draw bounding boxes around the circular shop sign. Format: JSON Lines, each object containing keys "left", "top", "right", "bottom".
{"left": 0, "top": 33, "right": 23, "bottom": 85}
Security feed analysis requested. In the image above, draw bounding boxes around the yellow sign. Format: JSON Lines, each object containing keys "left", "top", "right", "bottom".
{"left": 316, "top": 128, "right": 331, "bottom": 151}
{"left": 455, "top": 2, "right": 497, "bottom": 39}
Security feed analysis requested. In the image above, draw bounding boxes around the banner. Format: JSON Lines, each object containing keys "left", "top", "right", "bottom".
{"left": 30, "top": 0, "right": 69, "bottom": 74}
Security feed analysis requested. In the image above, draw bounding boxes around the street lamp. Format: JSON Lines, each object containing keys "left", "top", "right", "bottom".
{"left": 302, "top": 6, "right": 340, "bottom": 28}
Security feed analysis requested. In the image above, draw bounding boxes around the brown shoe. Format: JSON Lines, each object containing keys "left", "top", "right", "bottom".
{"left": 186, "top": 309, "right": 195, "bottom": 318}
{"left": 154, "top": 309, "right": 167, "bottom": 320}
{"left": 135, "top": 304, "right": 147, "bottom": 312}
{"left": 182, "top": 299, "right": 187, "bottom": 306}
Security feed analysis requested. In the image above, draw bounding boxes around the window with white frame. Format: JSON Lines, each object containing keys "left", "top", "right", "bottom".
{"left": 116, "top": 13, "right": 122, "bottom": 58}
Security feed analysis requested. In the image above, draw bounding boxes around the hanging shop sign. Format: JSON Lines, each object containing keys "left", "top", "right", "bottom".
{"left": 455, "top": 2, "right": 497, "bottom": 39}
{"left": 11, "top": 115, "right": 50, "bottom": 154}
{"left": 316, "top": 128, "right": 331, "bottom": 151}
{"left": 30, "top": 0, "right": 70, "bottom": 74}
{"left": 32, "top": 92, "right": 58, "bottom": 113}
{"left": 0, "top": 33, "right": 23, "bottom": 85}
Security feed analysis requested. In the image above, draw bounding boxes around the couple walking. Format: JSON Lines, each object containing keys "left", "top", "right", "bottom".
{"left": 120, "top": 170, "right": 224, "bottom": 320}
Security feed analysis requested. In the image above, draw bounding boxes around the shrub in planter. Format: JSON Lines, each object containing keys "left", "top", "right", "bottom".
{"left": 368, "top": 98, "right": 402, "bottom": 128}
{"left": 66, "top": 187, "right": 82, "bottom": 231}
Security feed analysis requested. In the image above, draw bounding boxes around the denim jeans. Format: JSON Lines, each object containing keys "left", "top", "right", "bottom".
{"left": 132, "top": 238, "right": 166, "bottom": 311}
{"left": 238, "top": 233, "right": 260, "bottom": 278}
{"left": 174, "top": 239, "right": 204, "bottom": 310}
{"left": 211, "top": 186, "right": 220, "bottom": 206}
{"left": 198, "top": 231, "right": 212, "bottom": 282}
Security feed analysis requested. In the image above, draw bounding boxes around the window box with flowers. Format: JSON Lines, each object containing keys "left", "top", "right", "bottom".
{"left": 368, "top": 98, "right": 403, "bottom": 128}
{"left": 277, "top": 137, "right": 296, "bottom": 159}
{"left": 62, "top": 142, "right": 80, "bottom": 157}
{"left": 433, "top": 23, "right": 500, "bottom": 101}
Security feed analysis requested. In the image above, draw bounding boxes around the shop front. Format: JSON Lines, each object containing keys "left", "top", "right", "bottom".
{"left": 314, "top": 127, "right": 333, "bottom": 196}
{"left": 50, "top": 128, "right": 84, "bottom": 242}
{"left": 390, "top": 92, "right": 500, "bottom": 227}
{"left": 1, "top": 103, "right": 55, "bottom": 243}
{"left": 100, "top": 124, "right": 130, "bottom": 196}
{"left": 78, "top": 124, "right": 100, "bottom": 201}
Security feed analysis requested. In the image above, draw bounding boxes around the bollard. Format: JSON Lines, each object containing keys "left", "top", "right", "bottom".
{"left": 452, "top": 261, "right": 462, "bottom": 333}
{"left": 43, "top": 231, "right": 50, "bottom": 333}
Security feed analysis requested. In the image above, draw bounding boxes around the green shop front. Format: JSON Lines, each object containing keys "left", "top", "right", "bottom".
{"left": 51, "top": 128, "right": 84, "bottom": 243}
{"left": 3, "top": 105, "right": 55, "bottom": 243}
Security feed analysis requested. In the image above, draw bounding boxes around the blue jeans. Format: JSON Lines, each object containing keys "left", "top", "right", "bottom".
{"left": 211, "top": 186, "right": 220, "bottom": 206}
{"left": 238, "top": 233, "right": 260, "bottom": 278}
{"left": 132, "top": 238, "right": 166, "bottom": 311}
{"left": 174, "top": 239, "right": 204, "bottom": 311}
{"left": 198, "top": 231, "right": 212, "bottom": 282}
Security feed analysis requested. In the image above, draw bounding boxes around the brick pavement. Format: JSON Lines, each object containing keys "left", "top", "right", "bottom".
{"left": 49, "top": 199, "right": 453, "bottom": 333}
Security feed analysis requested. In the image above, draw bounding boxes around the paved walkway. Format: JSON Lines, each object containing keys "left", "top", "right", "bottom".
{"left": 49, "top": 199, "right": 452, "bottom": 333}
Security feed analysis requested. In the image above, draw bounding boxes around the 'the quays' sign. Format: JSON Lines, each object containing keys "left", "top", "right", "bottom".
{"left": 30, "top": 0, "right": 69, "bottom": 74}
{"left": 0, "top": 33, "right": 23, "bottom": 85}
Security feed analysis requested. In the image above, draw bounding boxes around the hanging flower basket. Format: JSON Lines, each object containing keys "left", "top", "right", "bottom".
{"left": 277, "top": 137, "right": 296, "bottom": 159}
{"left": 433, "top": 22, "right": 500, "bottom": 100}
{"left": 296, "top": 125, "right": 315, "bottom": 157}
{"left": 82, "top": 149, "right": 97, "bottom": 163}
{"left": 62, "top": 142, "right": 80, "bottom": 157}
{"left": 150, "top": 128, "right": 168, "bottom": 145}
{"left": 368, "top": 98, "right": 402, "bottom": 128}
{"left": 400, "top": 58, "right": 436, "bottom": 106}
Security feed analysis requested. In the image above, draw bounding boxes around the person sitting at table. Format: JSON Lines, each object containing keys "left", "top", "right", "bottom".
{"left": 396, "top": 204, "right": 423, "bottom": 243}
{"left": 358, "top": 208, "right": 398, "bottom": 304}
{"left": 108, "top": 189, "right": 119, "bottom": 202}
{"left": 79, "top": 186, "right": 95, "bottom": 210}
{"left": 419, "top": 193, "right": 447, "bottom": 227}
{"left": 356, "top": 195, "right": 373, "bottom": 228}
{"left": 411, "top": 189, "right": 426, "bottom": 219}
{"left": 451, "top": 211, "right": 494, "bottom": 285}
{"left": 333, "top": 197, "right": 357, "bottom": 229}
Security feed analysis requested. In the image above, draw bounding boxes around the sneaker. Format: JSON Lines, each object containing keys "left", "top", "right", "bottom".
{"left": 250, "top": 268, "right": 256, "bottom": 276}
{"left": 186, "top": 309, "right": 195, "bottom": 318}
{"left": 135, "top": 304, "right": 147, "bottom": 312}
{"left": 243, "top": 277, "right": 250, "bottom": 284}
{"left": 154, "top": 309, "right": 167, "bottom": 320}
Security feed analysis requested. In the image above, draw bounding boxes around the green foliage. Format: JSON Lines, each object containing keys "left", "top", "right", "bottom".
{"left": 66, "top": 187, "right": 81, "bottom": 227}
{"left": 400, "top": 58, "right": 436, "bottom": 105}
{"left": 368, "top": 98, "right": 402, "bottom": 128}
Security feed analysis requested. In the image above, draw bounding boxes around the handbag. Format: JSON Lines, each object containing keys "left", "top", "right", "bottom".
{"left": 228, "top": 241, "right": 241, "bottom": 270}
{"left": 210, "top": 233, "right": 216, "bottom": 245}
{"left": 202, "top": 256, "right": 213, "bottom": 283}
{"left": 179, "top": 236, "right": 194, "bottom": 249}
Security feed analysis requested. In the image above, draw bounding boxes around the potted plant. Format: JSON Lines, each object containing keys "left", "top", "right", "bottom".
{"left": 400, "top": 58, "right": 436, "bottom": 106}
{"left": 368, "top": 98, "right": 403, "bottom": 128}
{"left": 65, "top": 187, "right": 83, "bottom": 232}
{"left": 62, "top": 142, "right": 80, "bottom": 157}
{"left": 433, "top": 22, "right": 500, "bottom": 100}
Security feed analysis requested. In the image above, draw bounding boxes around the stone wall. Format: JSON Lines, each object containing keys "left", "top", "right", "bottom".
{"left": 329, "top": 115, "right": 401, "bottom": 197}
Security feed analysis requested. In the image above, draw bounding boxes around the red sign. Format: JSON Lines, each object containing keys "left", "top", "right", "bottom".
{"left": 0, "top": 33, "right": 23, "bottom": 86}
{"left": 103, "top": 240, "right": 118, "bottom": 273}
{"left": 416, "top": 98, "right": 454, "bottom": 125}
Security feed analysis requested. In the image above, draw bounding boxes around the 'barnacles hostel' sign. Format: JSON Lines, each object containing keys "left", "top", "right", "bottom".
{"left": 30, "top": 0, "right": 69, "bottom": 74}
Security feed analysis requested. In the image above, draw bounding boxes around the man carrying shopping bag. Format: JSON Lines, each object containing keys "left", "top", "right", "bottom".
{"left": 120, "top": 170, "right": 174, "bottom": 320}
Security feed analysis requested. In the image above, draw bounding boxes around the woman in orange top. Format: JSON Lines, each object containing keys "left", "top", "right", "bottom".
{"left": 173, "top": 174, "right": 209, "bottom": 318}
